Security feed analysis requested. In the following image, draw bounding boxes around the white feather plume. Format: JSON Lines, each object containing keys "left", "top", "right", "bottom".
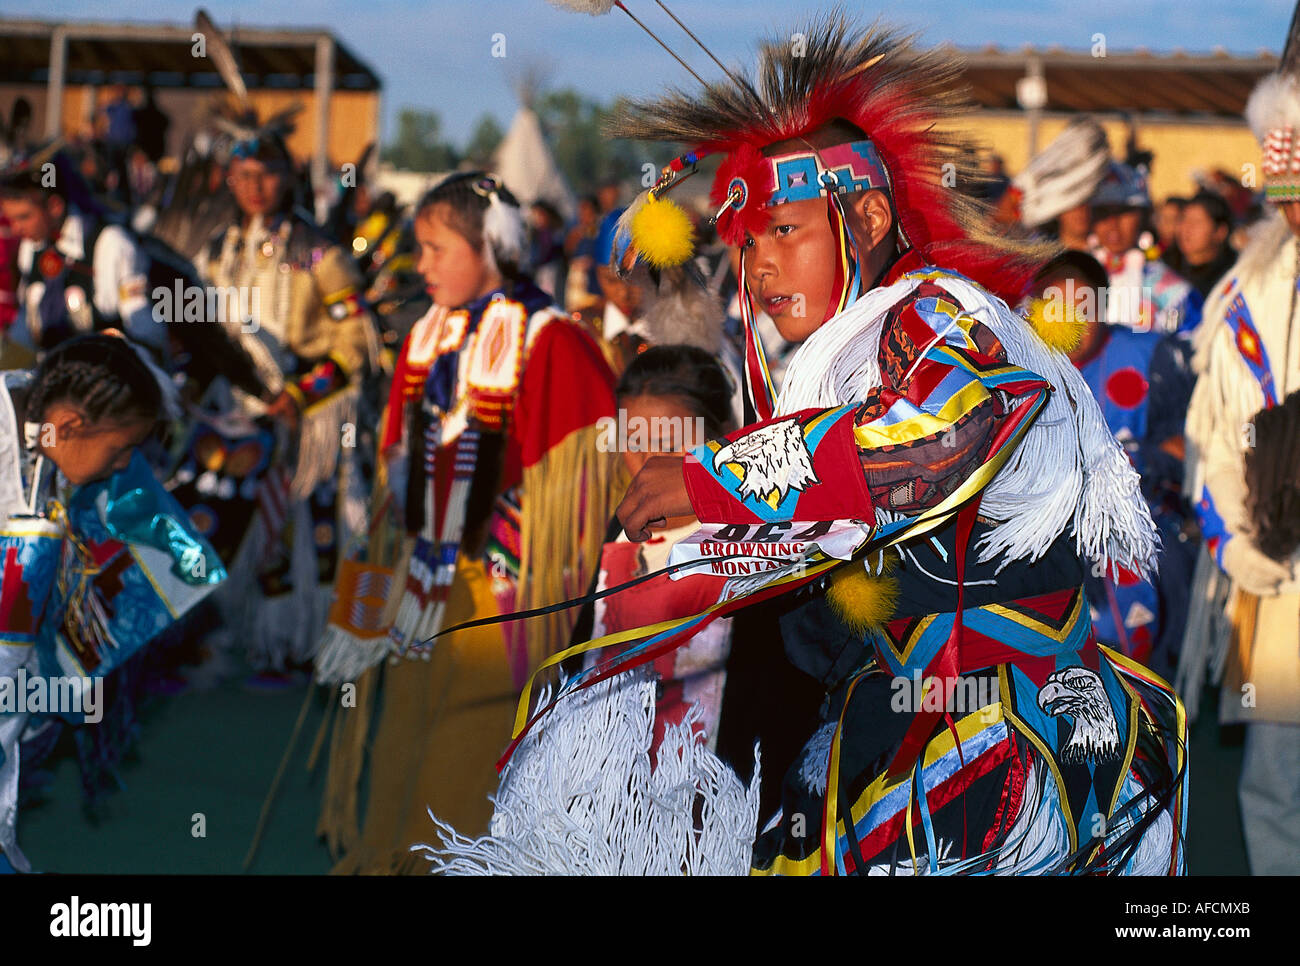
{"left": 483, "top": 189, "right": 528, "bottom": 272}
{"left": 1246, "top": 72, "right": 1300, "bottom": 145}
{"left": 641, "top": 268, "right": 726, "bottom": 352}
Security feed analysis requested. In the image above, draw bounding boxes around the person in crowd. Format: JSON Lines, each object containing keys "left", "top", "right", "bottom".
{"left": 1012, "top": 115, "right": 1111, "bottom": 252}
{"left": 1170, "top": 191, "right": 1237, "bottom": 299}
{"left": 1090, "top": 161, "right": 1201, "bottom": 334}
{"left": 132, "top": 82, "right": 170, "bottom": 168}
{"left": 563, "top": 193, "right": 602, "bottom": 315}
{"left": 1028, "top": 250, "right": 1198, "bottom": 680}
{"left": 573, "top": 345, "right": 737, "bottom": 757}
{"left": 328, "top": 170, "right": 622, "bottom": 873}
{"left": 0, "top": 149, "right": 161, "bottom": 358}
{"left": 98, "top": 86, "right": 137, "bottom": 207}
{"left": 1182, "top": 46, "right": 1300, "bottom": 875}
{"left": 527, "top": 199, "right": 566, "bottom": 300}
{"left": 596, "top": 178, "right": 622, "bottom": 217}
{"left": 190, "top": 111, "right": 379, "bottom": 687}
{"left": 591, "top": 207, "right": 645, "bottom": 374}
{"left": 433, "top": 13, "right": 1188, "bottom": 877}
{"left": 0, "top": 334, "right": 224, "bottom": 873}
{"left": 1155, "top": 196, "right": 1187, "bottom": 255}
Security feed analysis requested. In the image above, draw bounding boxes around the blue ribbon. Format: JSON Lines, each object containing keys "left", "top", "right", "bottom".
{"left": 69, "top": 452, "right": 226, "bottom": 587}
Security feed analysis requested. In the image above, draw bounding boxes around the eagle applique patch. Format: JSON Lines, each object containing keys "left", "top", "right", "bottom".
{"left": 1036, "top": 666, "right": 1121, "bottom": 764}
{"left": 713, "top": 418, "right": 820, "bottom": 509}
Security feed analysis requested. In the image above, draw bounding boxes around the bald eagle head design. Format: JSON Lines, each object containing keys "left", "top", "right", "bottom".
{"left": 1037, "top": 666, "right": 1120, "bottom": 764}
{"left": 713, "top": 419, "right": 820, "bottom": 507}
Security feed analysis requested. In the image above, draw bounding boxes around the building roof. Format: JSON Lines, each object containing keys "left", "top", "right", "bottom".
{"left": 0, "top": 18, "right": 380, "bottom": 91}
{"left": 955, "top": 45, "right": 1276, "bottom": 117}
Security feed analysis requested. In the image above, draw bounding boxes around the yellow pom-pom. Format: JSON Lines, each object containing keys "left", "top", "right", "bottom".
{"left": 630, "top": 195, "right": 695, "bottom": 268}
{"left": 1025, "top": 295, "right": 1088, "bottom": 354}
{"left": 825, "top": 557, "right": 899, "bottom": 635}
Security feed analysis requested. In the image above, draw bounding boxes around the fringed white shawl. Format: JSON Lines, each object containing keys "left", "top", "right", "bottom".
{"left": 414, "top": 672, "right": 761, "bottom": 875}
{"left": 1177, "top": 213, "right": 1300, "bottom": 720}
{"left": 777, "top": 269, "right": 1159, "bottom": 577}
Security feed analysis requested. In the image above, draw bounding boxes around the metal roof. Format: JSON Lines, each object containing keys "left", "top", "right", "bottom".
{"left": 954, "top": 44, "right": 1276, "bottom": 117}
{"left": 0, "top": 18, "right": 381, "bottom": 90}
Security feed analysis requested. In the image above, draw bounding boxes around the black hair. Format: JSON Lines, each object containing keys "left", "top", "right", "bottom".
{"left": 415, "top": 170, "right": 522, "bottom": 272}
{"left": 228, "top": 130, "right": 293, "bottom": 169}
{"left": 616, "top": 344, "right": 736, "bottom": 438}
{"left": 531, "top": 198, "right": 562, "bottom": 227}
{"left": 1034, "top": 249, "right": 1109, "bottom": 292}
{"left": 28, "top": 334, "right": 163, "bottom": 430}
{"left": 0, "top": 166, "right": 68, "bottom": 203}
{"left": 1185, "top": 191, "right": 1233, "bottom": 232}
{"left": 373, "top": 190, "right": 398, "bottom": 216}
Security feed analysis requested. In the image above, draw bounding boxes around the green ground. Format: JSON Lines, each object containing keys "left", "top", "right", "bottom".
{"left": 21, "top": 672, "right": 339, "bottom": 875}
{"left": 18, "top": 674, "right": 1250, "bottom": 875}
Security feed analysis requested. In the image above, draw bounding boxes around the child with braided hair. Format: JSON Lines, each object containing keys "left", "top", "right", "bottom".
{"left": 326, "top": 171, "right": 622, "bottom": 872}
{"left": 1, "top": 333, "right": 220, "bottom": 873}
{"left": 19, "top": 333, "right": 162, "bottom": 485}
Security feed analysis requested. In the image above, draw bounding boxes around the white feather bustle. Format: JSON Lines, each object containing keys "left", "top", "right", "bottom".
{"left": 1013, "top": 116, "right": 1111, "bottom": 228}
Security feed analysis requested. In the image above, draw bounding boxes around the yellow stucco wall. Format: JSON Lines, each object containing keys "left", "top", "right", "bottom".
{"left": 952, "top": 112, "right": 1262, "bottom": 202}
{"left": 244, "top": 89, "right": 378, "bottom": 165}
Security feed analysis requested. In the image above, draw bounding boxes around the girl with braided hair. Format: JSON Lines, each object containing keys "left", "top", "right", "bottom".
{"left": 319, "top": 171, "right": 622, "bottom": 873}
{"left": 20, "top": 333, "right": 162, "bottom": 486}
{"left": 0, "top": 333, "right": 222, "bottom": 873}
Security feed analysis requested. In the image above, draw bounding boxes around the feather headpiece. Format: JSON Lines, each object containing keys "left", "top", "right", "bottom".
{"left": 608, "top": 12, "right": 1045, "bottom": 305}
{"left": 209, "top": 101, "right": 301, "bottom": 166}
{"left": 1014, "top": 116, "right": 1111, "bottom": 228}
{"left": 1246, "top": 1, "right": 1300, "bottom": 200}
{"left": 195, "top": 10, "right": 301, "bottom": 165}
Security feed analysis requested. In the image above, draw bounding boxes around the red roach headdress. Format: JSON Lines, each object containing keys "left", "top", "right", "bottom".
{"left": 609, "top": 12, "right": 1045, "bottom": 306}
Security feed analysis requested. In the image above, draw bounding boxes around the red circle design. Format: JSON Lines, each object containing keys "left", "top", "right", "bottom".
{"left": 1105, "top": 367, "right": 1148, "bottom": 410}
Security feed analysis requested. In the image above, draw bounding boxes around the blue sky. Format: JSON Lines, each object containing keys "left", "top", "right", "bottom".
{"left": 1, "top": 0, "right": 1293, "bottom": 143}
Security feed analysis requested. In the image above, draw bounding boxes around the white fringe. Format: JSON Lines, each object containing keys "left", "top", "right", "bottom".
{"left": 313, "top": 625, "right": 394, "bottom": 687}
{"left": 990, "top": 758, "right": 1073, "bottom": 874}
{"left": 776, "top": 271, "right": 1158, "bottom": 577}
{"left": 1173, "top": 545, "right": 1228, "bottom": 723}
{"left": 290, "top": 388, "right": 357, "bottom": 502}
{"left": 236, "top": 500, "right": 329, "bottom": 671}
{"left": 414, "top": 671, "right": 761, "bottom": 875}
{"left": 908, "top": 753, "right": 1172, "bottom": 875}
{"left": 1109, "top": 773, "right": 1178, "bottom": 876}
